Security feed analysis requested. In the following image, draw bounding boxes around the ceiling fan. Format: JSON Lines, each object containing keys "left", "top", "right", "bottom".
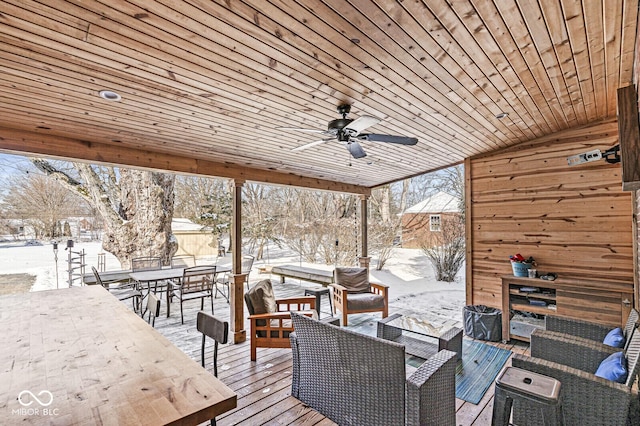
{"left": 278, "top": 104, "right": 418, "bottom": 159}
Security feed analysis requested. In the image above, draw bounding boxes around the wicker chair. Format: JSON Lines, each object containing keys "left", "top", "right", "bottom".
{"left": 545, "top": 308, "right": 639, "bottom": 350}
{"left": 244, "top": 279, "right": 316, "bottom": 361}
{"left": 329, "top": 266, "right": 389, "bottom": 326}
{"left": 510, "top": 326, "right": 640, "bottom": 425}
{"left": 289, "top": 312, "right": 457, "bottom": 426}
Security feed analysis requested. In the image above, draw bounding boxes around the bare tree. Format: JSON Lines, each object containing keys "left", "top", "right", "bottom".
{"left": 279, "top": 189, "right": 359, "bottom": 265}
{"left": 368, "top": 180, "right": 411, "bottom": 270}
{"left": 31, "top": 160, "right": 177, "bottom": 268}
{"left": 420, "top": 215, "right": 465, "bottom": 282}
{"left": 437, "top": 164, "right": 465, "bottom": 215}
{"left": 4, "top": 173, "right": 88, "bottom": 239}
{"left": 243, "top": 184, "right": 283, "bottom": 260}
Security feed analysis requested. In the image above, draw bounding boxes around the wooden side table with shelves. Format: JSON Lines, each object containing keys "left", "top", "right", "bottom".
{"left": 501, "top": 275, "right": 634, "bottom": 342}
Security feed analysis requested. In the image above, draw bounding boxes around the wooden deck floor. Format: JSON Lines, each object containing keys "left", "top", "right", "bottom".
{"left": 147, "top": 273, "right": 529, "bottom": 425}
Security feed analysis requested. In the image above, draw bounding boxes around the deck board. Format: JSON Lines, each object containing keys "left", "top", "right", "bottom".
{"left": 138, "top": 274, "right": 528, "bottom": 425}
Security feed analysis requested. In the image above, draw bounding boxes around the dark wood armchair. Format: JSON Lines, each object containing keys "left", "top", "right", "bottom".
{"left": 244, "top": 279, "right": 316, "bottom": 361}
{"left": 329, "top": 267, "right": 389, "bottom": 326}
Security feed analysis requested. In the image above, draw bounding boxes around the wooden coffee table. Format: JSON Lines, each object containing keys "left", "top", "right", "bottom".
{"left": 377, "top": 313, "right": 463, "bottom": 360}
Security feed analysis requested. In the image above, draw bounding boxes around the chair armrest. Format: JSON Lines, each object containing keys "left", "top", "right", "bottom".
{"left": 290, "top": 331, "right": 300, "bottom": 397}
{"left": 249, "top": 312, "right": 294, "bottom": 321}
{"left": 530, "top": 329, "right": 618, "bottom": 373}
{"left": 512, "top": 354, "right": 639, "bottom": 426}
{"left": 545, "top": 315, "right": 613, "bottom": 342}
{"left": 406, "top": 349, "right": 457, "bottom": 425}
{"left": 167, "top": 278, "right": 181, "bottom": 289}
{"left": 329, "top": 283, "right": 348, "bottom": 293}
{"left": 248, "top": 311, "right": 316, "bottom": 321}
{"left": 370, "top": 281, "right": 389, "bottom": 289}
{"left": 370, "top": 282, "right": 389, "bottom": 295}
{"left": 105, "top": 280, "right": 137, "bottom": 290}
{"left": 276, "top": 296, "right": 316, "bottom": 311}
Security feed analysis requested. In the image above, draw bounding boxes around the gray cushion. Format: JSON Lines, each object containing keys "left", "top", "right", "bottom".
{"left": 347, "top": 293, "right": 385, "bottom": 311}
{"left": 334, "top": 267, "right": 370, "bottom": 293}
{"left": 246, "top": 279, "right": 277, "bottom": 315}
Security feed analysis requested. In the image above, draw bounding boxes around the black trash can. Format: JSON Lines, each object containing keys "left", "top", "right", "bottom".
{"left": 463, "top": 305, "right": 502, "bottom": 342}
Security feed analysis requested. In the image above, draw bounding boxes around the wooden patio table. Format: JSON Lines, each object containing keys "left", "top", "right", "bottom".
{"left": 0, "top": 286, "right": 237, "bottom": 425}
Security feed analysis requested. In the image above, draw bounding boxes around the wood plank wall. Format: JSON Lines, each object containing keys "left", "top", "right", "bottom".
{"left": 632, "top": 31, "right": 640, "bottom": 311}
{"left": 466, "top": 119, "right": 634, "bottom": 308}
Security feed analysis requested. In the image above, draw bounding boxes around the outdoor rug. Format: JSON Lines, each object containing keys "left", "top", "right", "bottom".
{"left": 454, "top": 340, "right": 512, "bottom": 404}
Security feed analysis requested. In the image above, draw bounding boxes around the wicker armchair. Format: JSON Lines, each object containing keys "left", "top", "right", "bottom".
{"left": 545, "top": 308, "right": 639, "bottom": 350}
{"left": 289, "top": 312, "right": 457, "bottom": 426}
{"left": 510, "top": 327, "right": 640, "bottom": 425}
{"left": 329, "top": 267, "right": 389, "bottom": 326}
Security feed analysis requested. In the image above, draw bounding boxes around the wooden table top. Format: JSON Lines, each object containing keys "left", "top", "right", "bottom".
{"left": 130, "top": 266, "right": 231, "bottom": 283}
{"left": 0, "top": 286, "right": 236, "bottom": 425}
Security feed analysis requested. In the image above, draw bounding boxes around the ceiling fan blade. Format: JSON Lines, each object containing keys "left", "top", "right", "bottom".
{"left": 343, "top": 115, "right": 381, "bottom": 136}
{"left": 358, "top": 133, "right": 418, "bottom": 145}
{"left": 292, "top": 138, "right": 334, "bottom": 152}
{"left": 346, "top": 141, "right": 367, "bottom": 159}
{"left": 277, "top": 127, "right": 330, "bottom": 135}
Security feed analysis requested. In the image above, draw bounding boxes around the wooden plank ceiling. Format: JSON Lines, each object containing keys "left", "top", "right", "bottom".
{"left": 0, "top": 0, "right": 637, "bottom": 191}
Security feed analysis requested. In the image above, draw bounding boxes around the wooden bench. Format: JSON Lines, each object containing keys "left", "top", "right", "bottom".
{"left": 271, "top": 265, "right": 334, "bottom": 286}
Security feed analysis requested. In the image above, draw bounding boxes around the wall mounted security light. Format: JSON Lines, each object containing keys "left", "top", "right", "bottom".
{"left": 567, "top": 145, "right": 620, "bottom": 166}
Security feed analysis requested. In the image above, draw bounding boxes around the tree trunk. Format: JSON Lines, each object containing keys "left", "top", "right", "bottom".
{"left": 379, "top": 185, "right": 391, "bottom": 222}
{"left": 32, "top": 160, "right": 177, "bottom": 269}
{"left": 101, "top": 170, "right": 177, "bottom": 268}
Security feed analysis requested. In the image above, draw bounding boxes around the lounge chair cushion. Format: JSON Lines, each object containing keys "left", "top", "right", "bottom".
{"left": 347, "top": 292, "right": 386, "bottom": 311}
{"left": 334, "top": 267, "right": 370, "bottom": 293}
{"left": 603, "top": 327, "right": 625, "bottom": 348}
{"left": 246, "top": 279, "right": 277, "bottom": 315}
{"left": 595, "top": 351, "right": 628, "bottom": 383}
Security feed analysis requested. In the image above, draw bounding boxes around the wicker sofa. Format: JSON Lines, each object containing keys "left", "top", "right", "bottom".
{"left": 545, "top": 309, "right": 639, "bottom": 350}
{"left": 289, "top": 312, "right": 457, "bottom": 426}
{"left": 510, "top": 327, "right": 640, "bottom": 426}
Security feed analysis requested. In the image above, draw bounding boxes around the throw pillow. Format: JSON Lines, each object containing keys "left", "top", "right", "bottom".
{"left": 595, "top": 351, "right": 628, "bottom": 384}
{"left": 334, "top": 267, "right": 370, "bottom": 293}
{"left": 602, "top": 327, "right": 625, "bottom": 348}
{"left": 246, "top": 279, "right": 277, "bottom": 315}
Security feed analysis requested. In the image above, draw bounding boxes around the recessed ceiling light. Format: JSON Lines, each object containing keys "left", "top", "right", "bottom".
{"left": 99, "top": 90, "right": 121, "bottom": 101}
{"left": 496, "top": 112, "right": 509, "bottom": 119}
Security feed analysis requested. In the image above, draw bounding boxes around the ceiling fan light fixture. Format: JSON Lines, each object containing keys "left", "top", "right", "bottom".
{"left": 99, "top": 90, "right": 121, "bottom": 101}
{"left": 283, "top": 104, "right": 417, "bottom": 159}
{"left": 496, "top": 112, "right": 509, "bottom": 119}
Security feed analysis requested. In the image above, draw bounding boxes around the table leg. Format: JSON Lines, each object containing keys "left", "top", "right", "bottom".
{"left": 304, "top": 289, "right": 322, "bottom": 317}
{"left": 439, "top": 327, "right": 463, "bottom": 360}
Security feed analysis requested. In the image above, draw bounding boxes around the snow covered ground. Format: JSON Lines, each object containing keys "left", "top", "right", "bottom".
{"left": 0, "top": 239, "right": 466, "bottom": 324}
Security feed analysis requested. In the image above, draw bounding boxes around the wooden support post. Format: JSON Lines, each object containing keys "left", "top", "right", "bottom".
{"left": 230, "top": 179, "right": 246, "bottom": 344}
{"left": 230, "top": 273, "right": 247, "bottom": 343}
{"left": 618, "top": 85, "right": 640, "bottom": 191}
{"left": 360, "top": 195, "right": 369, "bottom": 259}
{"left": 358, "top": 257, "right": 371, "bottom": 269}
{"left": 464, "top": 157, "right": 473, "bottom": 306}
